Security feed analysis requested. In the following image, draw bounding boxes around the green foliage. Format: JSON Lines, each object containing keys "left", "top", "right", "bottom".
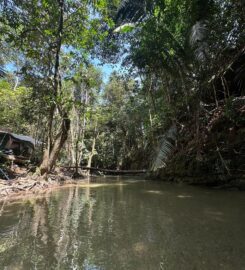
{"left": 0, "top": 80, "right": 30, "bottom": 133}
{"left": 101, "top": 0, "right": 245, "bottom": 173}
{"left": 0, "top": 0, "right": 244, "bottom": 174}
{"left": 90, "top": 72, "right": 151, "bottom": 169}
{"left": 0, "top": 0, "right": 114, "bottom": 168}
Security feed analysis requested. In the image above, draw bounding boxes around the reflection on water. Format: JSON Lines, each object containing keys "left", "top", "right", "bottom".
{"left": 0, "top": 178, "right": 245, "bottom": 270}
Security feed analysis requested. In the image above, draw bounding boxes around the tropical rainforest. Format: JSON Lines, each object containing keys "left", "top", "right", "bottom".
{"left": 0, "top": 0, "right": 244, "bottom": 186}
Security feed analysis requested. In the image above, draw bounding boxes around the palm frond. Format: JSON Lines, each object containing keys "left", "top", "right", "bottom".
{"left": 190, "top": 21, "right": 207, "bottom": 45}
{"left": 115, "top": 0, "right": 154, "bottom": 25}
{"left": 234, "top": 55, "right": 245, "bottom": 94}
{"left": 150, "top": 125, "right": 177, "bottom": 171}
{"left": 0, "top": 67, "right": 6, "bottom": 77}
{"left": 190, "top": 21, "right": 209, "bottom": 61}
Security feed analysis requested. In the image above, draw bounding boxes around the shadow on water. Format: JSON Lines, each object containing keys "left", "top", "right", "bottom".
{"left": 0, "top": 177, "right": 245, "bottom": 270}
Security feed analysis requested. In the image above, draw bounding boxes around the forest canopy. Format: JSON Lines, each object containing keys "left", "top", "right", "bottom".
{"left": 0, "top": 0, "right": 244, "bottom": 182}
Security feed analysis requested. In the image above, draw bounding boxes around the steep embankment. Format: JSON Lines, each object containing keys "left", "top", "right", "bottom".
{"left": 158, "top": 97, "right": 245, "bottom": 188}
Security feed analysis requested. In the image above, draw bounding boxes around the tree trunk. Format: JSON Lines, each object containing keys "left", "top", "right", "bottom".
{"left": 39, "top": 0, "right": 70, "bottom": 175}
{"left": 87, "top": 136, "right": 96, "bottom": 168}
{"left": 70, "top": 118, "right": 76, "bottom": 165}
{"left": 195, "top": 102, "right": 202, "bottom": 161}
{"left": 77, "top": 91, "right": 88, "bottom": 168}
{"left": 40, "top": 115, "right": 70, "bottom": 175}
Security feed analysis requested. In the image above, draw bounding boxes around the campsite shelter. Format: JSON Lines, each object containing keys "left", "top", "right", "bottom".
{"left": 0, "top": 130, "right": 36, "bottom": 163}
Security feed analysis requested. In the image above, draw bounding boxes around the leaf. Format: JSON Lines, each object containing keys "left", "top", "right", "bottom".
{"left": 113, "top": 23, "right": 135, "bottom": 33}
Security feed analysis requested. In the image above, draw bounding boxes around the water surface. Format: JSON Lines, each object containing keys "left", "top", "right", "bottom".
{"left": 0, "top": 177, "right": 245, "bottom": 270}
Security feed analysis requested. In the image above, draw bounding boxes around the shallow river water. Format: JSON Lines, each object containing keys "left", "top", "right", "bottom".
{"left": 0, "top": 177, "right": 245, "bottom": 270}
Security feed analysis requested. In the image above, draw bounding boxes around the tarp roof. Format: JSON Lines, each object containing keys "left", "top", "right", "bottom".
{"left": 0, "top": 130, "right": 36, "bottom": 146}
{"left": 11, "top": 133, "right": 36, "bottom": 145}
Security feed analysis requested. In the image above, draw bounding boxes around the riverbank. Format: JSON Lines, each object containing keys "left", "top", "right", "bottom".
{"left": 1, "top": 170, "right": 245, "bottom": 202}
{"left": 0, "top": 171, "right": 89, "bottom": 201}
{"left": 154, "top": 97, "right": 245, "bottom": 188}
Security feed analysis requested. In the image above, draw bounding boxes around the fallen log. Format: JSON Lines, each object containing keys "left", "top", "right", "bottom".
{"left": 62, "top": 166, "right": 147, "bottom": 175}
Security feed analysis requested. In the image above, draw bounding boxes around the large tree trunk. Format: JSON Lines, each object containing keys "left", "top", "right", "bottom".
{"left": 39, "top": 0, "right": 69, "bottom": 175}
{"left": 40, "top": 115, "right": 70, "bottom": 175}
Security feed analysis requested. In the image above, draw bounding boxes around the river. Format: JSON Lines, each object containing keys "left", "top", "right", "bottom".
{"left": 0, "top": 177, "right": 245, "bottom": 270}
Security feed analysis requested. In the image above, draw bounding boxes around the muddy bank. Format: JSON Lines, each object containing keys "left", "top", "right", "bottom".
{"left": 0, "top": 173, "right": 89, "bottom": 201}
{"left": 0, "top": 164, "right": 93, "bottom": 200}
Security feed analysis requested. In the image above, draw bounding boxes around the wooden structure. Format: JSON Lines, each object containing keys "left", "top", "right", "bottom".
{"left": 0, "top": 130, "right": 36, "bottom": 164}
